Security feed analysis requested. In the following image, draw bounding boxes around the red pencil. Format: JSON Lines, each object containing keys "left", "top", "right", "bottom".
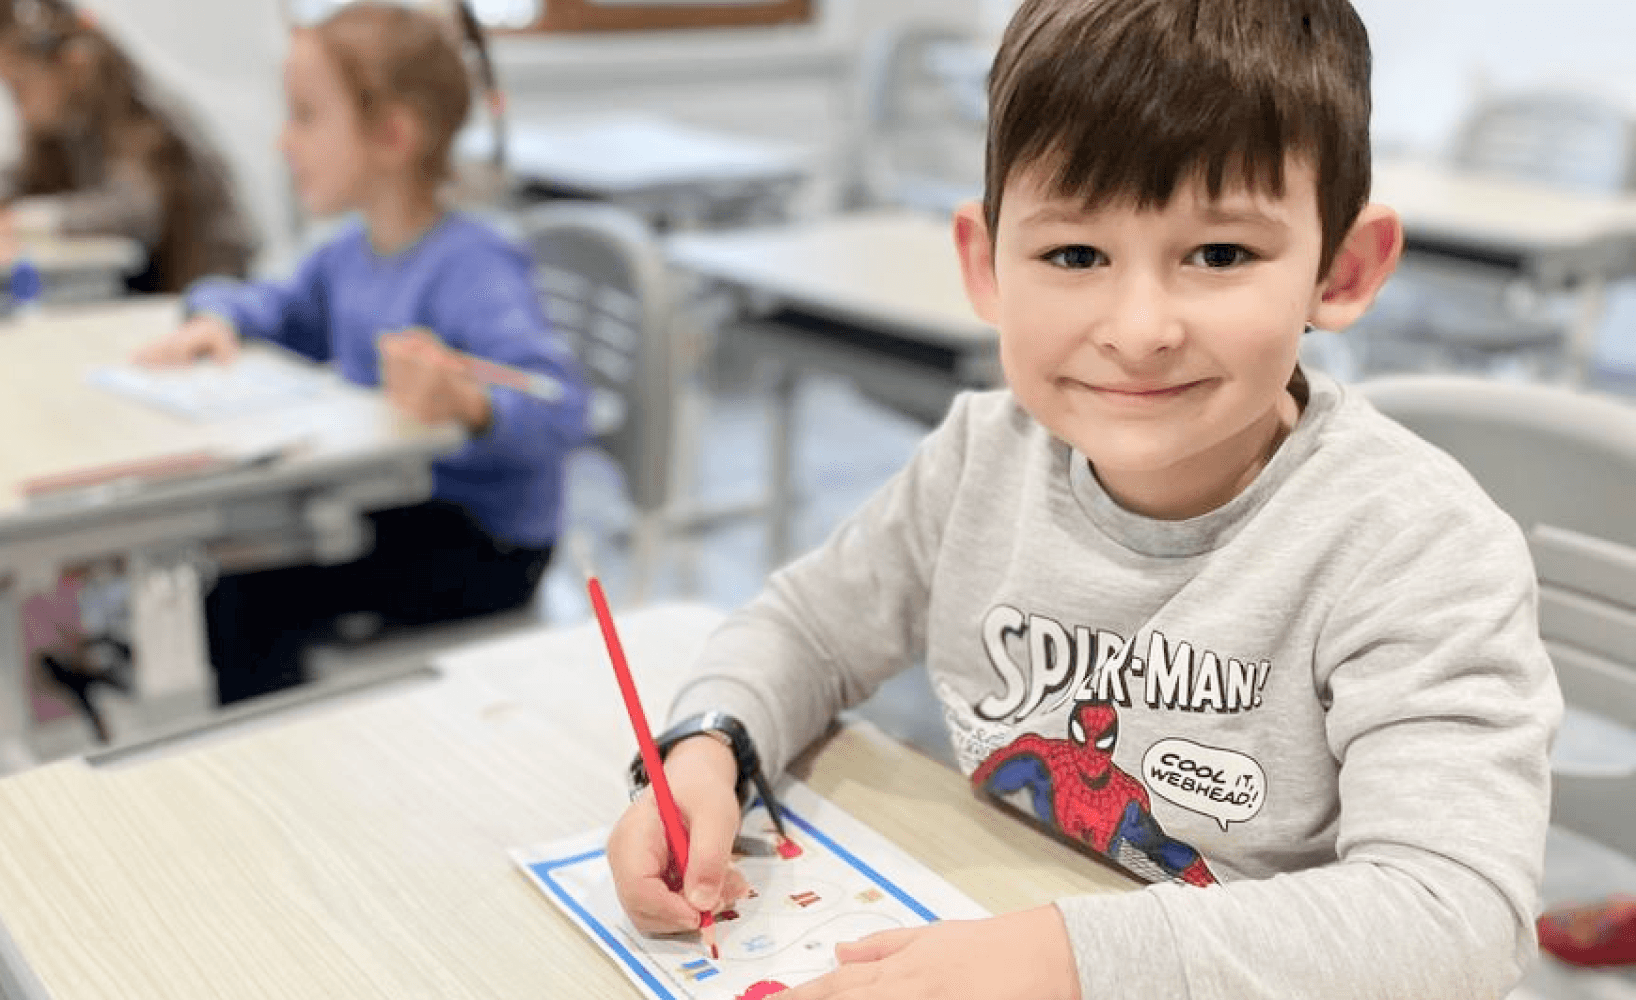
{"left": 585, "top": 573, "right": 718, "bottom": 960}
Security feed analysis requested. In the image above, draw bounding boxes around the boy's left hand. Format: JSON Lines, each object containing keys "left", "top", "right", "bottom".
{"left": 780, "top": 905, "right": 1082, "bottom": 1000}
{"left": 378, "top": 327, "right": 492, "bottom": 432}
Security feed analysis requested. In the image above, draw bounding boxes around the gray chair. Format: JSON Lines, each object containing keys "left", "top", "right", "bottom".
{"left": 1360, "top": 89, "right": 1636, "bottom": 381}
{"left": 517, "top": 201, "right": 680, "bottom": 605}
{"left": 1359, "top": 375, "right": 1636, "bottom": 861}
{"left": 848, "top": 22, "right": 989, "bottom": 215}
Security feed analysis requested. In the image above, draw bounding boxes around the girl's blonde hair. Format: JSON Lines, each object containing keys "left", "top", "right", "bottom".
{"left": 308, "top": 2, "right": 490, "bottom": 185}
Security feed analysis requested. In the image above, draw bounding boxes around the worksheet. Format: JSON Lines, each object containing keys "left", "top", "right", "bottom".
{"left": 88, "top": 356, "right": 330, "bottom": 421}
{"left": 513, "top": 781, "right": 988, "bottom": 1000}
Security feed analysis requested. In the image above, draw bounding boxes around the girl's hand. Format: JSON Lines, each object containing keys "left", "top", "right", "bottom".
{"left": 781, "top": 906, "right": 1083, "bottom": 1000}
{"left": 377, "top": 327, "right": 492, "bottom": 431}
{"left": 132, "top": 315, "right": 240, "bottom": 366}
{"left": 605, "top": 734, "right": 751, "bottom": 934}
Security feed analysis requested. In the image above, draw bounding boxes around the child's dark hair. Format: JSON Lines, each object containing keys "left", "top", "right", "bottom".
{"left": 985, "top": 0, "right": 1373, "bottom": 277}
{"left": 0, "top": 0, "right": 255, "bottom": 290}
{"left": 309, "top": 1, "right": 503, "bottom": 184}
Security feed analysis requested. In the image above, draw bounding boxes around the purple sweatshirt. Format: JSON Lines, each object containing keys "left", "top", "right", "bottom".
{"left": 187, "top": 214, "right": 589, "bottom": 547}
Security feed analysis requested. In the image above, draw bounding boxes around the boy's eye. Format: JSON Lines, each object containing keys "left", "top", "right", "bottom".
{"left": 1188, "top": 244, "right": 1255, "bottom": 268}
{"left": 1043, "top": 245, "right": 1106, "bottom": 269}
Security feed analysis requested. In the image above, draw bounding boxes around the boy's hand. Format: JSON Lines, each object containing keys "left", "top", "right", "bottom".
{"left": 781, "top": 905, "right": 1082, "bottom": 1000}
{"left": 605, "top": 734, "right": 751, "bottom": 933}
{"left": 131, "top": 315, "right": 240, "bottom": 367}
{"left": 377, "top": 327, "right": 492, "bottom": 432}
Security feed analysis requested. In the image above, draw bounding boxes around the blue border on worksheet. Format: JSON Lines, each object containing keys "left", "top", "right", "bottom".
{"left": 528, "top": 802, "right": 940, "bottom": 999}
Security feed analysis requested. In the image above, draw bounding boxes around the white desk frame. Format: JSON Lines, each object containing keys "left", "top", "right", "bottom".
{"left": 668, "top": 211, "right": 998, "bottom": 566}
{"left": 464, "top": 114, "right": 811, "bottom": 229}
{"left": 1370, "top": 160, "right": 1636, "bottom": 382}
{"left": 0, "top": 299, "right": 462, "bottom": 770}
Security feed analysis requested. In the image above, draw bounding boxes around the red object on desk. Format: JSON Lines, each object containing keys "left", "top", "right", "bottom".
{"left": 1538, "top": 895, "right": 1636, "bottom": 967}
{"left": 19, "top": 450, "right": 224, "bottom": 498}
{"left": 585, "top": 574, "right": 717, "bottom": 958}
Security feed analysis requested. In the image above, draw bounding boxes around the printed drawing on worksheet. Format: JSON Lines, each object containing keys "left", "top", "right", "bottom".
{"left": 512, "top": 780, "right": 988, "bottom": 1000}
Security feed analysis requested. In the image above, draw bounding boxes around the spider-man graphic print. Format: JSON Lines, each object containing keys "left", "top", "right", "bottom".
{"left": 970, "top": 701, "right": 1217, "bottom": 887}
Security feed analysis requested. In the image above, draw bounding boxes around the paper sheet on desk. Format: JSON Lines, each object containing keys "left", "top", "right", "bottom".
{"left": 513, "top": 780, "right": 988, "bottom": 1000}
{"left": 88, "top": 357, "right": 329, "bottom": 421}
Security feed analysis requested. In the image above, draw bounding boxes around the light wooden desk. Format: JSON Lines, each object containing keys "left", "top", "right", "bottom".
{"left": 0, "top": 298, "right": 462, "bottom": 769}
{"left": 463, "top": 114, "right": 810, "bottom": 229}
{"left": 667, "top": 210, "right": 999, "bottom": 565}
{"left": 0, "top": 603, "right": 1131, "bottom": 999}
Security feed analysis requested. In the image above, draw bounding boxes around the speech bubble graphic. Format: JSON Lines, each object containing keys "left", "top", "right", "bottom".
{"left": 1142, "top": 738, "right": 1266, "bottom": 831}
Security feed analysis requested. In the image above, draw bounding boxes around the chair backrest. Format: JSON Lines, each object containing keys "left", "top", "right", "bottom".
{"left": 1452, "top": 89, "right": 1636, "bottom": 193}
{"left": 850, "top": 22, "right": 989, "bottom": 213}
{"left": 1359, "top": 376, "right": 1636, "bottom": 858}
{"left": 516, "top": 201, "right": 677, "bottom": 516}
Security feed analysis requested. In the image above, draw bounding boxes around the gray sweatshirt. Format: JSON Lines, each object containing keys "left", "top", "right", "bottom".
{"left": 671, "top": 370, "right": 1561, "bottom": 1000}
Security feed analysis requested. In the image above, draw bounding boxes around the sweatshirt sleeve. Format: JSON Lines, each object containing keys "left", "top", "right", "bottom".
{"left": 1056, "top": 503, "right": 1561, "bottom": 1000}
{"left": 427, "top": 242, "right": 589, "bottom": 469}
{"left": 183, "top": 244, "right": 333, "bottom": 362}
{"left": 668, "top": 393, "right": 981, "bottom": 777}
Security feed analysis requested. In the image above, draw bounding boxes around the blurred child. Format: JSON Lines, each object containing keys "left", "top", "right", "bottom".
{"left": 133, "top": 2, "right": 588, "bottom": 706}
{"left": 605, "top": 1, "right": 1561, "bottom": 998}
{"left": 0, "top": 0, "right": 255, "bottom": 291}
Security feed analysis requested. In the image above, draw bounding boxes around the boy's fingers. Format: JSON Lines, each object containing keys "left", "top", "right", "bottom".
{"left": 835, "top": 926, "right": 921, "bottom": 964}
{"left": 722, "top": 865, "right": 751, "bottom": 905}
{"left": 680, "top": 794, "right": 740, "bottom": 912}
{"left": 619, "top": 872, "right": 707, "bottom": 935}
{"left": 608, "top": 796, "right": 700, "bottom": 934}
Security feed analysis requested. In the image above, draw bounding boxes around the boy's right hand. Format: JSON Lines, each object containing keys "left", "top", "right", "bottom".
{"left": 606, "top": 734, "right": 751, "bottom": 933}
{"left": 132, "top": 315, "right": 240, "bottom": 367}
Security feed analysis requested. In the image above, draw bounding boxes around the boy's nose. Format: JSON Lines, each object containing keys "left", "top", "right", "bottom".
{"left": 1095, "top": 274, "right": 1184, "bottom": 360}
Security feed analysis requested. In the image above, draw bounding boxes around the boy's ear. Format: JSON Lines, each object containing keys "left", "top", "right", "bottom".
{"left": 952, "top": 199, "right": 1000, "bottom": 325}
{"left": 1309, "top": 204, "right": 1403, "bottom": 332}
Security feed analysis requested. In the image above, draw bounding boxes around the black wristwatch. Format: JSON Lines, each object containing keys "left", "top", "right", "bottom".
{"left": 629, "top": 710, "right": 788, "bottom": 838}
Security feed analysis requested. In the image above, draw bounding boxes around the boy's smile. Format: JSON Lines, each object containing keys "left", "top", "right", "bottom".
{"left": 955, "top": 156, "right": 1395, "bottom": 521}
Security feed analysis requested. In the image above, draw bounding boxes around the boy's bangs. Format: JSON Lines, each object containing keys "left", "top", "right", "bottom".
{"left": 1030, "top": 98, "right": 1300, "bottom": 215}
{"left": 985, "top": 0, "right": 1373, "bottom": 272}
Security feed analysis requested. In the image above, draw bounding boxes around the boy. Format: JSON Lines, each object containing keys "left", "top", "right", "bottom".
{"left": 608, "top": 1, "right": 1561, "bottom": 998}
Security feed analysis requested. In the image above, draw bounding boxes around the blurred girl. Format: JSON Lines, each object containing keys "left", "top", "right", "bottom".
{"left": 0, "top": 0, "right": 256, "bottom": 291}
{"left": 134, "top": 2, "right": 589, "bottom": 705}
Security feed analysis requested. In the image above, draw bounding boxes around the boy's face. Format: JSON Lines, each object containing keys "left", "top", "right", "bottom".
{"left": 279, "top": 32, "right": 370, "bottom": 218}
{"left": 955, "top": 156, "right": 1397, "bottom": 520}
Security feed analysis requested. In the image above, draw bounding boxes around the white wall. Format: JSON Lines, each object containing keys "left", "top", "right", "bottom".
{"left": 0, "top": 0, "right": 983, "bottom": 258}
{"left": 21, "top": 0, "right": 1628, "bottom": 260}
{"left": 489, "top": 0, "right": 982, "bottom": 210}
{"left": 975, "top": 0, "right": 1636, "bottom": 157}
{"left": 81, "top": 0, "right": 292, "bottom": 266}
{"left": 1354, "top": 0, "right": 1636, "bottom": 156}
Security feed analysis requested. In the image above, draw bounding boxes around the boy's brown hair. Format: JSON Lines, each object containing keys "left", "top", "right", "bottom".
{"left": 985, "top": 0, "right": 1373, "bottom": 277}
{"left": 308, "top": 2, "right": 478, "bottom": 186}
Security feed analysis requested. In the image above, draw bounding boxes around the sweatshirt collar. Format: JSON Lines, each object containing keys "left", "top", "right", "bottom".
{"left": 1065, "top": 369, "right": 1341, "bottom": 558}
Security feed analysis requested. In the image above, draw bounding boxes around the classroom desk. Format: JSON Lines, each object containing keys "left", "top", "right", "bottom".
{"left": 0, "top": 602, "right": 1131, "bottom": 999}
{"left": 462, "top": 114, "right": 810, "bottom": 229}
{"left": 4, "top": 234, "right": 144, "bottom": 304}
{"left": 667, "top": 210, "right": 999, "bottom": 566}
{"left": 1370, "top": 159, "right": 1636, "bottom": 379}
{"left": 0, "top": 298, "right": 463, "bottom": 771}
